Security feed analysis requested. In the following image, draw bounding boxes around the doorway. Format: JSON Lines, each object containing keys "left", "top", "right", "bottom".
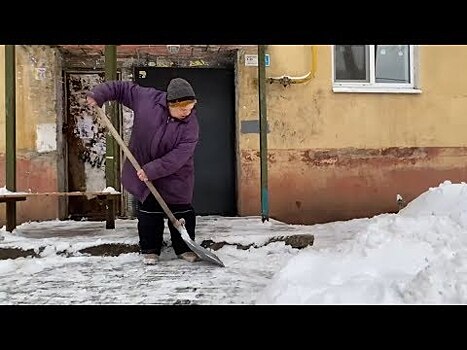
{"left": 134, "top": 67, "right": 237, "bottom": 216}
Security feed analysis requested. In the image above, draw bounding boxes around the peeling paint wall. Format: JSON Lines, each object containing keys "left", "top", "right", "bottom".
{"left": 66, "top": 73, "right": 106, "bottom": 192}
{"left": 0, "top": 45, "right": 63, "bottom": 225}
{"left": 64, "top": 72, "right": 108, "bottom": 220}
{"left": 237, "top": 45, "right": 467, "bottom": 223}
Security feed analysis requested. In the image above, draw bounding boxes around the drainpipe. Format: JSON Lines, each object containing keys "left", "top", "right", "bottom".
{"left": 5, "top": 45, "right": 16, "bottom": 232}
{"left": 104, "top": 45, "right": 119, "bottom": 229}
{"left": 258, "top": 45, "right": 269, "bottom": 222}
{"left": 267, "top": 46, "right": 317, "bottom": 87}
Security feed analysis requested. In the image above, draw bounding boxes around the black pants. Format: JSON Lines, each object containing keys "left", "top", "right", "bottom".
{"left": 137, "top": 194, "right": 196, "bottom": 256}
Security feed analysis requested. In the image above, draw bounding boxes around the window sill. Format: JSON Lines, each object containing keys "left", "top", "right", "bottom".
{"left": 333, "top": 87, "right": 422, "bottom": 94}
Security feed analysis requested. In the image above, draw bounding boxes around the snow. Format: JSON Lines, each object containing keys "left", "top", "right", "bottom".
{"left": 102, "top": 186, "right": 119, "bottom": 194}
{"left": 0, "top": 186, "right": 12, "bottom": 195}
{"left": 0, "top": 186, "right": 28, "bottom": 195}
{"left": 1, "top": 180, "right": 467, "bottom": 304}
{"left": 258, "top": 180, "right": 467, "bottom": 304}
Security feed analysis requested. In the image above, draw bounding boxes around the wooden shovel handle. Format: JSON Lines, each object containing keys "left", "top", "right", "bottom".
{"left": 95, "top": 106, "right": 180, "bottom": 227}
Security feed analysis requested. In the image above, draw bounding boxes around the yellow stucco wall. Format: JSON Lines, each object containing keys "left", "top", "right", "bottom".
{"left": 238, "top": 45, "right": 467, "bottom": 150}
{"left": 0, "top": 45, "right": 62, "bottom": 226}
{"left": 236, "top": 45, "right": 467, "bottom": 222}
{"left": 16, "top": 46, "right": 61, "bottom": 151}
{"left": 0, "top": 47, "right": 5, "bottom": 153}
{"left": 0, "top": 45, "right": 60, "bottom": 152}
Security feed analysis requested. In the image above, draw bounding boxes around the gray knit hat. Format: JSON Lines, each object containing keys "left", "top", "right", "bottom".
{"left": 166, "top": 78, "right": 196, "bottom": 102}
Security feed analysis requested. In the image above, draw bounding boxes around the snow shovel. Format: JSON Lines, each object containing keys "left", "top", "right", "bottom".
{"left": 95, "top": 106, "right": 225, "bottom": 267}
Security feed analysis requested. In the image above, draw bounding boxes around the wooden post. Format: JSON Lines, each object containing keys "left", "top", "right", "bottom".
{"left": 104, "top": 45, "right": 118, "bottom": 229}
{"left": 5, "top": 45, "right": 17, "bottom": 232}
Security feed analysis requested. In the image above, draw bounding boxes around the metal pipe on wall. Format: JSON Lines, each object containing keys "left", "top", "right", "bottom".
{"left": 267, "top": 46, "right": 317, "bottom": 87}
{"left": 258, "top": 45, "right": 269, "bottom": 222}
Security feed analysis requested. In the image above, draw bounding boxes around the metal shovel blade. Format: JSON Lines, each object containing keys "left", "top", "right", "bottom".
{"left": 179, "top": 226, "right": 225, "bottom": 267}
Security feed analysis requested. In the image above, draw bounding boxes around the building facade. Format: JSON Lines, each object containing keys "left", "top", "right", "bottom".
{"left": 1, "top": 45, "right": 466, "bottom": 225}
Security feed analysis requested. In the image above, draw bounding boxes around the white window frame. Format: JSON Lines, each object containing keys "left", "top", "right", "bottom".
{"left": 332, "top": 45, "right": 421, "bottom": 94}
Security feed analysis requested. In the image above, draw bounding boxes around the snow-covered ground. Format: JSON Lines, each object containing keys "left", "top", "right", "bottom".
{"left": 1, "top": 180, "right": 467, "bottom": 304}
{"left": 258, "top": 180, "right": 467, "bottom": 304}
{"left": 0, "top": 217, "right": 307, "bottom": 304}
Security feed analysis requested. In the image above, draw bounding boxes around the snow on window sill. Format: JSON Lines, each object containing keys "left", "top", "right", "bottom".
{"left": 333, "top": 86, "right": 422, "bottom": 94}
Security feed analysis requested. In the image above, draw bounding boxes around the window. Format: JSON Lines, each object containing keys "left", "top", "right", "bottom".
{"left": 333, "top": 45, "right": 419, "bottom": 93}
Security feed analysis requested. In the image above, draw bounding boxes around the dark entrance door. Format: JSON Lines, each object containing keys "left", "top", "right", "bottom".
{"left": 134, "top": 67, "right": 236, "bottom": 216}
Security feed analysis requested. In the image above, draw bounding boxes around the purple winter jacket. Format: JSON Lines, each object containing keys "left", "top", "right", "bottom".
{"left": 88, "top": 81, "right": 199, "bottom": 204}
